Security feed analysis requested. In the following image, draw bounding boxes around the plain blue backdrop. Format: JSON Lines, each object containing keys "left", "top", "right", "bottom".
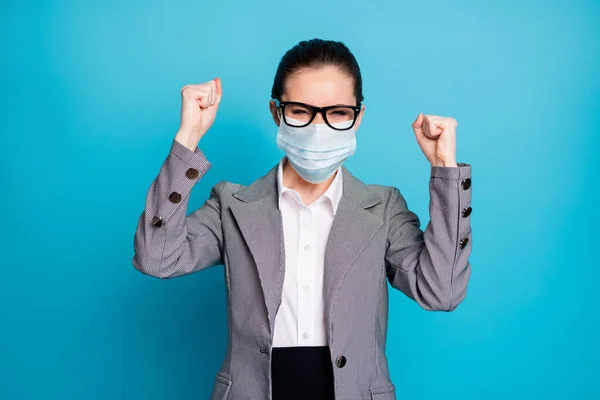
{"left": 1, "top": 0, "right": 599, "bottom": 399}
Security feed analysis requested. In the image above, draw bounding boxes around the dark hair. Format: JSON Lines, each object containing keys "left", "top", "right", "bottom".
{"left": 271, "top": 38, "right": 363, "bottom": 105}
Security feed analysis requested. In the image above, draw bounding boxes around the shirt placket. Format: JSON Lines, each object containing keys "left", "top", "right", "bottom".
{"left": 297, "top": 204, "right": 314, "bottom": 345}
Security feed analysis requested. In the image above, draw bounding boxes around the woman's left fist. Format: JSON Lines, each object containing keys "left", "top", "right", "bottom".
{"left": 411, "top": 113, "right": 458, "bottom": 167}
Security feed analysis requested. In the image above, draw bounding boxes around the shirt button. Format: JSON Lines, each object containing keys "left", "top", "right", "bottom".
{"left": 302, "top": 332, "right": 308, "bottom": 340}
{"left": 304, "top": 244, "right": 310, "bottom": 250}
{"left": 303, "top": 285, "right": 310, "bottom": 292}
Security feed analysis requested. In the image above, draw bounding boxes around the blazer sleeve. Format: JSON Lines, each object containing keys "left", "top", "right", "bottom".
{"left": 384, "top": 162, "right": 472, "bottom": 311}
{"left": 132, "top": 138, "right": 225, "bottom": 279}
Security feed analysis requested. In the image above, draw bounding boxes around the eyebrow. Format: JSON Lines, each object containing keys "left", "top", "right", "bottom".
{"left": 282, "top": 100, "right": 360, "bottom": 107}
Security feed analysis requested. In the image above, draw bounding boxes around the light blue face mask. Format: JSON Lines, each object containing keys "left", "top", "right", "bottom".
{"left": 276, "top": 113, "right": 357, "bottom": 184}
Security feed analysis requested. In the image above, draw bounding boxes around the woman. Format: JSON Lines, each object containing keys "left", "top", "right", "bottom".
{"left": 132, "top": 38, "right": 472, "bottom": 400}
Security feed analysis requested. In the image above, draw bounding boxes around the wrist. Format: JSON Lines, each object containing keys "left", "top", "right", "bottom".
{"left": 175, "top": 130, "right": 201, "bottom": 152}
{"left": 432, "top": 159, "right": 458, "bottom": 167}
{"left": 441, "top": 160, "right": 458, "bottom": 167}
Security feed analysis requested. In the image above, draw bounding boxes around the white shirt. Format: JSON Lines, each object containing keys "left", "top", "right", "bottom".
{"left": 272, "top": 156, "right": 343, "bottom": 347}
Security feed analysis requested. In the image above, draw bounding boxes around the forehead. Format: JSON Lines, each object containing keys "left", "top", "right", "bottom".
{"left": 281, "top": 65, "right": 356, "bottom": 106}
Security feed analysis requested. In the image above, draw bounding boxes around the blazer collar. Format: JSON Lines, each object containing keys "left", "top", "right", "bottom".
{"left": 276, "top": 156, "right": 343, "bottom": 215}
{"left": 232, "top": 162, "right": 382, "bottom": 209}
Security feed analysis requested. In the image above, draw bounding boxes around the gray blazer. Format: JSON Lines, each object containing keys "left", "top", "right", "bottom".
{"left": 132, "top": 138, "right": 473, "bottom": 400}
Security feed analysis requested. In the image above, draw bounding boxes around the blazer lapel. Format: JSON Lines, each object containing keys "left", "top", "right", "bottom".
{"left": 229, "top": 163, "right": 384, "bottom": 345}
{"left": 323, "top": 166, "right": 384, "bottom": 343}
{"left": 229, "top": 165, "right": 284, "bottom": 337}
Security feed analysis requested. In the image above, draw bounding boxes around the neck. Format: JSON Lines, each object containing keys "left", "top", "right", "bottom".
{"left": 282, "top": 158, "right": 337, "bottom": 205}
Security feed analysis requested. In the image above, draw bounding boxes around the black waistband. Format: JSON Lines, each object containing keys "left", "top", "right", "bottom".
{"left": 271, "top": 346, "right": 335, "bottom": 400}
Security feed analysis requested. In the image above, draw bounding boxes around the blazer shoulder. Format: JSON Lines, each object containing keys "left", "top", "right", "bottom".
{"left": 362, "top": 183, "right": 398, "bottom": 206}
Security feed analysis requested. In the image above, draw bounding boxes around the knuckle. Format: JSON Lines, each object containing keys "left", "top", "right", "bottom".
{"left": 180, "top": 85, "right": 194, "bottom": 96}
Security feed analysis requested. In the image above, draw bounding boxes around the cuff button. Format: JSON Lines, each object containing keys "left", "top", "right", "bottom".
{"left": 462, "top": 206, "right": 472, "bottom": 217}
{"left": 461, "top": 178, "right": 471, "bottom": 190}
{"left": 169, "top": 191, "right": 182, "bottom": 203}
{"left": 459, "top": 237, "right": 469, "bottom": 248}
{"left": 151, "top": 216, "right": 163, "bottom": 227}
{"left": 186, "top": 168, "right": 199, "bottom": 179}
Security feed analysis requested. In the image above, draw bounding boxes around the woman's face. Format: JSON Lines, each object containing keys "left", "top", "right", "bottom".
{"left": 269, "top": 65, "right": 365, "bottom": 130}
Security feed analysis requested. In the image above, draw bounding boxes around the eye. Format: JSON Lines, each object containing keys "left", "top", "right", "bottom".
{"left": 292, "top": 109, "right": 310, "bottom": 115}
{"left": 331, "top": 110, "right": 351, "bottom": 116}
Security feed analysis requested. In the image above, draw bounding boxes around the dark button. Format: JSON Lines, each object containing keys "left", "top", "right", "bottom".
{"left": 259, "top": 348, "right": 268, "bottom": 354}
{"left": 335, "top": 355, "right": 346, "bottom": 368}
{"left": 459, "top": 237, "right": 469, "bottom": 248}
{"left": 151, "top": 216, "right": 163, "bottom": 227}
{"left": 169, "top": 191, "right": 182, "bottom": 203}
{"left": 186, "top": 167, "right": 199, "bottom": 179}
{"left": 462, "top": 206, "right": 472, "bottom": 217}
{"left": 461, "top": 178, "right": 471, "bottom": 190}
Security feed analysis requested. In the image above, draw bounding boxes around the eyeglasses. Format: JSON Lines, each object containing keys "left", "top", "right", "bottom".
{"left": 274, "top": 99, "right": 361, "bottom": 131}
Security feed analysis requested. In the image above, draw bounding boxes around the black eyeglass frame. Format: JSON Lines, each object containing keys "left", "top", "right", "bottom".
{"left": 274, "top": 99, "right": 362, "bottom": 131}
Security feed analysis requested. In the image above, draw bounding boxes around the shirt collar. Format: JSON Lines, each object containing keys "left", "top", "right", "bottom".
{"left": 276, "top": 156, "right": 343, "bottom": 215}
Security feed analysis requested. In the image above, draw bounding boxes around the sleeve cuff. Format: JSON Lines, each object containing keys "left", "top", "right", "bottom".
{"left": 169, "top": 138, "right": 211, "bottom": 174}
{"left": 430, "top": 162, "right": 471, "bottom": 180}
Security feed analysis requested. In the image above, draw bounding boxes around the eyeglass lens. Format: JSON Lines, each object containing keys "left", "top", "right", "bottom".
{"left": 284, "top": 104, "right": 356, "bottom": 127}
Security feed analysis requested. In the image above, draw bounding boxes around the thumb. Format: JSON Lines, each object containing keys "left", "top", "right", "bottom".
{"left": 411, "top": 112, "right": 424, "bottom": 137}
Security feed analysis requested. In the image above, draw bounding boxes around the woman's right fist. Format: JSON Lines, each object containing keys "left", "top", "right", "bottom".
{"left": 175, "top": 78, "right": 222, "bottom": 150}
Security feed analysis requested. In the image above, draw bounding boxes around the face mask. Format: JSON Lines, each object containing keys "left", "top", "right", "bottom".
{"left": 276, "top": 113, "right": 357, "bottom": 184}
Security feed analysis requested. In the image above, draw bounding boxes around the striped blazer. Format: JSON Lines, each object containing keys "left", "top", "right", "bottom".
{"left": 132, "top": 138, "right": 473, "bottom": 400}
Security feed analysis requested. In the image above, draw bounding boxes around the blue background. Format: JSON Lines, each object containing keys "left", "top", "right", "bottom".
{"left": 1, "top": 0, "right": 599, "bottom": 399}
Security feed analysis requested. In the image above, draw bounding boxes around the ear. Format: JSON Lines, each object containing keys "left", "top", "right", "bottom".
{"left": 353, "top": 104, "right": 366, "bottom": 132}
{"left": 269, "top": 100, "right": 281, "bottom": 126}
